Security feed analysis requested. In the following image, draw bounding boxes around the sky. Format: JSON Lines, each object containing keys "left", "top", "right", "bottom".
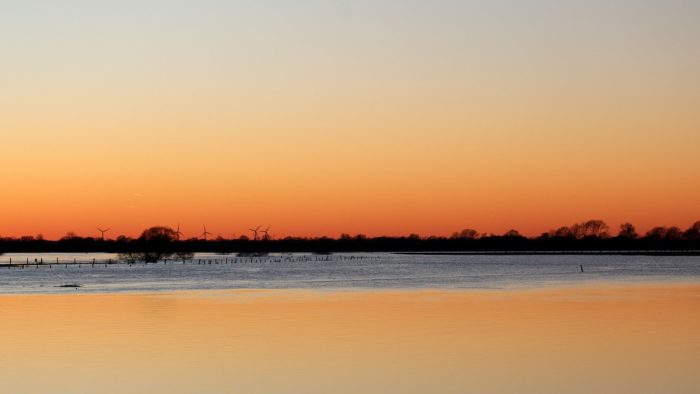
{"left": 1, "top": 0, "right": 699, "bottom": 239}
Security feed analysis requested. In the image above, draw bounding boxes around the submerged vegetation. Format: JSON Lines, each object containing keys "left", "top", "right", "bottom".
{"left": 0, "top": 221, "right": 699, "bottom": 256}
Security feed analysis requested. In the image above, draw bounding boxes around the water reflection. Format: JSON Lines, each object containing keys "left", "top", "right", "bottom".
{"left": 0, "top": 285, "right": 698, "bottom": 393}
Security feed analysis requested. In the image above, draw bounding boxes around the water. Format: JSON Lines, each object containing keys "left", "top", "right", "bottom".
{"left": 1, "top": 286, "right": 699, "bottom": 393}
{"left": 0, "top": 252, "right": 699, "bottom": 293}
{"left": 1, "top": 253, "right": 699, "bottom": 393}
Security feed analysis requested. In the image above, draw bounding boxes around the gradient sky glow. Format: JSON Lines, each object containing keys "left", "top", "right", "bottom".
{"left": 1, "top": 0, "right": 699, "bottom": 239}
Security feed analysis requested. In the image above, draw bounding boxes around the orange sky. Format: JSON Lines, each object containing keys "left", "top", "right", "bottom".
{"left": 1, "top": 1, "right": 698, "bottom": 239}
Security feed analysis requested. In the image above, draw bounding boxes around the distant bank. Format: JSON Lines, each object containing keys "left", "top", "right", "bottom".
{"left": 1, "top": 237, "right": 699, "bottom": 255}
{"left": 2, "top": 221, "right": 699, "bottom": 256}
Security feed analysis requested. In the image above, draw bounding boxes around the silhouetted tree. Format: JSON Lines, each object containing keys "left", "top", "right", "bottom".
{"left": 551, "top": 226, "right": 572, "bottom": 238}
{"left": 560, "top": 220, "right": 609, "bottom": 239}
{"left": 61, "top": 232, "right": 79, "bottom": 241}
{"left": 684, "top": 221, "right": 700, "bottom": 240}
{"left": 569, "top": 223, "right": 585, "bottom": 239}
{"left": 582, "top": 220, "right": 609, "bottom": 238}
{"left": 618, "top": 223, "right": 638, "bottom": 239}
{"left": 645, "top": 227, "right": 668, "bottom": 240}
{"left": 452, "top": 229, "right": 479, "bottom": 239}
{"left": 119, "top": 226, "right": 178, "bottom": 262}
{"left": 140, "top": 226, "right": 177, "bottom": 243}
{"left": 665, "top": 226, "right": 683, "bottom": 240}
{"left": 503, "top": 229, "right": 523, "bottom": 238}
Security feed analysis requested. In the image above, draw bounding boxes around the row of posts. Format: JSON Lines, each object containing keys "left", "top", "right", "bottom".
{"left": 1, "top": 254, "right": 380, "bottom": 269}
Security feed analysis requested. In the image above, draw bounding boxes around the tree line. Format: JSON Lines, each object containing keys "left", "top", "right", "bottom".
{"left": 0, "top": 220, "right": 698, "bottom": 255}
{"left": 450, "top": 220, "right": 700, "bottom": 241}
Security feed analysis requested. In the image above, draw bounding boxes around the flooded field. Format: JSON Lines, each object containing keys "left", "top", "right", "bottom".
{"left": 0, "top": 252, "right": 698, "bottom": 293}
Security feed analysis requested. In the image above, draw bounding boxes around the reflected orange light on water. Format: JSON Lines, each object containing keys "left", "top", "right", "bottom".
{"left": 0, "top": 285, "right": 699, "bottom": 393}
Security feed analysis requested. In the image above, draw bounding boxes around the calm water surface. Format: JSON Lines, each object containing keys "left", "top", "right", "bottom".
{"left": 0, "top": 253, "right": 698, "bottom": 393}
{"left": 0, "top": 252, "right": 698, "bottom": 293}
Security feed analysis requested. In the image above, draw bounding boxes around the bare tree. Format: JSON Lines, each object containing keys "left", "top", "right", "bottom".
{"left": 61, "top": 231, "right": 79, "bottom": 241}
{"left": 582, "top": 220, "right": 609, "bottom": 238}
{"left": 569, "top": 223, "right": 585, "bottom": 239}
{"left": 550, "top": 226, "right": 572, "bottom": 238}
{"left": 617, "top": 223, "right": 638, "bottom": 239}
{"left": 452, "top": 229, "right": 479, "bottom": 239}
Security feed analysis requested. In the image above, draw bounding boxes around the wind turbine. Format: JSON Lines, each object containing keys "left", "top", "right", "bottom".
{"left": 248, "top": 225, "right": 261, "bottom": 241}
{"left": 261, "top": 225, "right": 271, "bottom": 241}
{"left": 175, "top": 224, "right": 183, "bottom": 241}
{"left": 201, "top": 225, "right": 212, "bottom": 241}
{"left": 97, "top": 227, "right": 110, "bottom": 241}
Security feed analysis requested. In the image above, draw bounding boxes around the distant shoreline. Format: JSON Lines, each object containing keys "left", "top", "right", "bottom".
{"left": 2, "top": 243, "right": 700, "bottom": 256}
{"left": 2, "top": 222, "right": 698, "bottom": 256}
{"left": 2, "top": 227, "right": 700, "bottom": 257}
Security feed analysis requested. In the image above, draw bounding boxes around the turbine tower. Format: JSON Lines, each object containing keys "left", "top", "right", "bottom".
{"left": 261, "top": 225, "right": 271, "bottom": 241}
{"left": 201, "top": 225, "right": 212, "bottom": 241}
{"left": 248, "top": 225, "right": 261, "bottom": 241}
{"left": 175, "top": 224, "right": 183, "bottom": 241}
{"left": 97, "top": 227, "right": 110, "bottom": 241}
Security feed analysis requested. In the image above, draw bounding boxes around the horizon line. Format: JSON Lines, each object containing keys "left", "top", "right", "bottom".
{"left": 2, "top": 219, "right": 698, "bottom": 242}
